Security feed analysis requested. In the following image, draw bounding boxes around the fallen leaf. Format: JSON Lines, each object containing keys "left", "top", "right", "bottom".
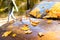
{"left": 2, "top": 31, "right": 12, "bottom": 37}
{"left": 47, "top": 20, "right": 52, "bottom": 24}
{"left": 24, "top": 30, "right": 32, "bottom": 34}
{"left": 21, "top": 25, "right": 30, "bottom": 31}
{"left": 30, "top": 20, "right": 40, "bottom": 26}
{"left": 38, "top": 32, "right": 44, "bottom": 37}
{"left": 12, "top": 34, "right": 16, "bottom": 37}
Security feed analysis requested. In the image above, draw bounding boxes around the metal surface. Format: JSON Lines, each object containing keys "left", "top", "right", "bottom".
{"left": 0, "top": 18, "right": 60, "bottom": 40}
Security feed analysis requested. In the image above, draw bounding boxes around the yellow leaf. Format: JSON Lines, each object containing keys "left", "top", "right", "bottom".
{"left": 21, "top": 25, "right": 30, "bottom": 31}
{"left": 30, "top": 20, "right": 40, "bottom": 26}
{"left": 47, "top": 20, "right": 52, "bottom": 24}
{"left": 46, "top": 3, "right": 60, "bottom": 18}
{"left": 30, "top": 8, "right": 40, "bottom": 18}
{"left": 2, "top": 31, "right": 12, "bottom": 37}
{"left": 36, "top": 13, "right": 41, "bottom": 18}
{"left": 38, "top": 32, "right": 44, "bottom": 37}
{"left": 56, "top": 13, "right": 60, "bottom": 17}
{"left": 24, "top": 30, "right": 32, "bottom": 34}
{"left": 12, "top": 34, "right": 16, "bottom": 37}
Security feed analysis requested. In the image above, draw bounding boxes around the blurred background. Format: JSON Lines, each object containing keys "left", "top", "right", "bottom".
{"left": 0, "top": 0, "right": 60, "bottom": 18}
{"left": 0, "top": 0, "right": 42, "bottom": 18}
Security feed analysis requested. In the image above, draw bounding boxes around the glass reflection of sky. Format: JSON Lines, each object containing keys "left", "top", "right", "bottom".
{"left": 35, "top": 2, "right": 55, "bottom": 14}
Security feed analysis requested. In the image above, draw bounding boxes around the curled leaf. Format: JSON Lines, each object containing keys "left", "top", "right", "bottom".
{"left": 30, "top": 20, "right": 40, "bottom": 26}
{"left": 38, "top": 32, "right": 44, "bottom": 37}
{"left": 24, "top": 30, "right": 32, "bottom": 34}
{"left": 21, "top": 25, "right": 30, "bottom": 31}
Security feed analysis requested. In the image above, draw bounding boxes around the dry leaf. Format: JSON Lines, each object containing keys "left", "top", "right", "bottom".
{"left": 47, "top": 20, "right": 52, "bottom": 24}
{"left": 56, "top": 13, "right": 60, "bottom": 17}
{"left": 29, "top": 8, "right": 40, "bottom": 18}
{"left": 30, "top": 20, "right": 40, "bottom": 26}
{"left": 38, "top": 32, "right": 44, "bottom": 37}
{"left": 2, "top": 31, "right": 12, "bottom": 37}
{"left": 21, "top": 25, "right": 30, "bottom": 31}
{"left": 24, "top": 30, "right": 32, "bottom": 34}
{"left": 12, "top": 34, "right": 16, "bottom": 37}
